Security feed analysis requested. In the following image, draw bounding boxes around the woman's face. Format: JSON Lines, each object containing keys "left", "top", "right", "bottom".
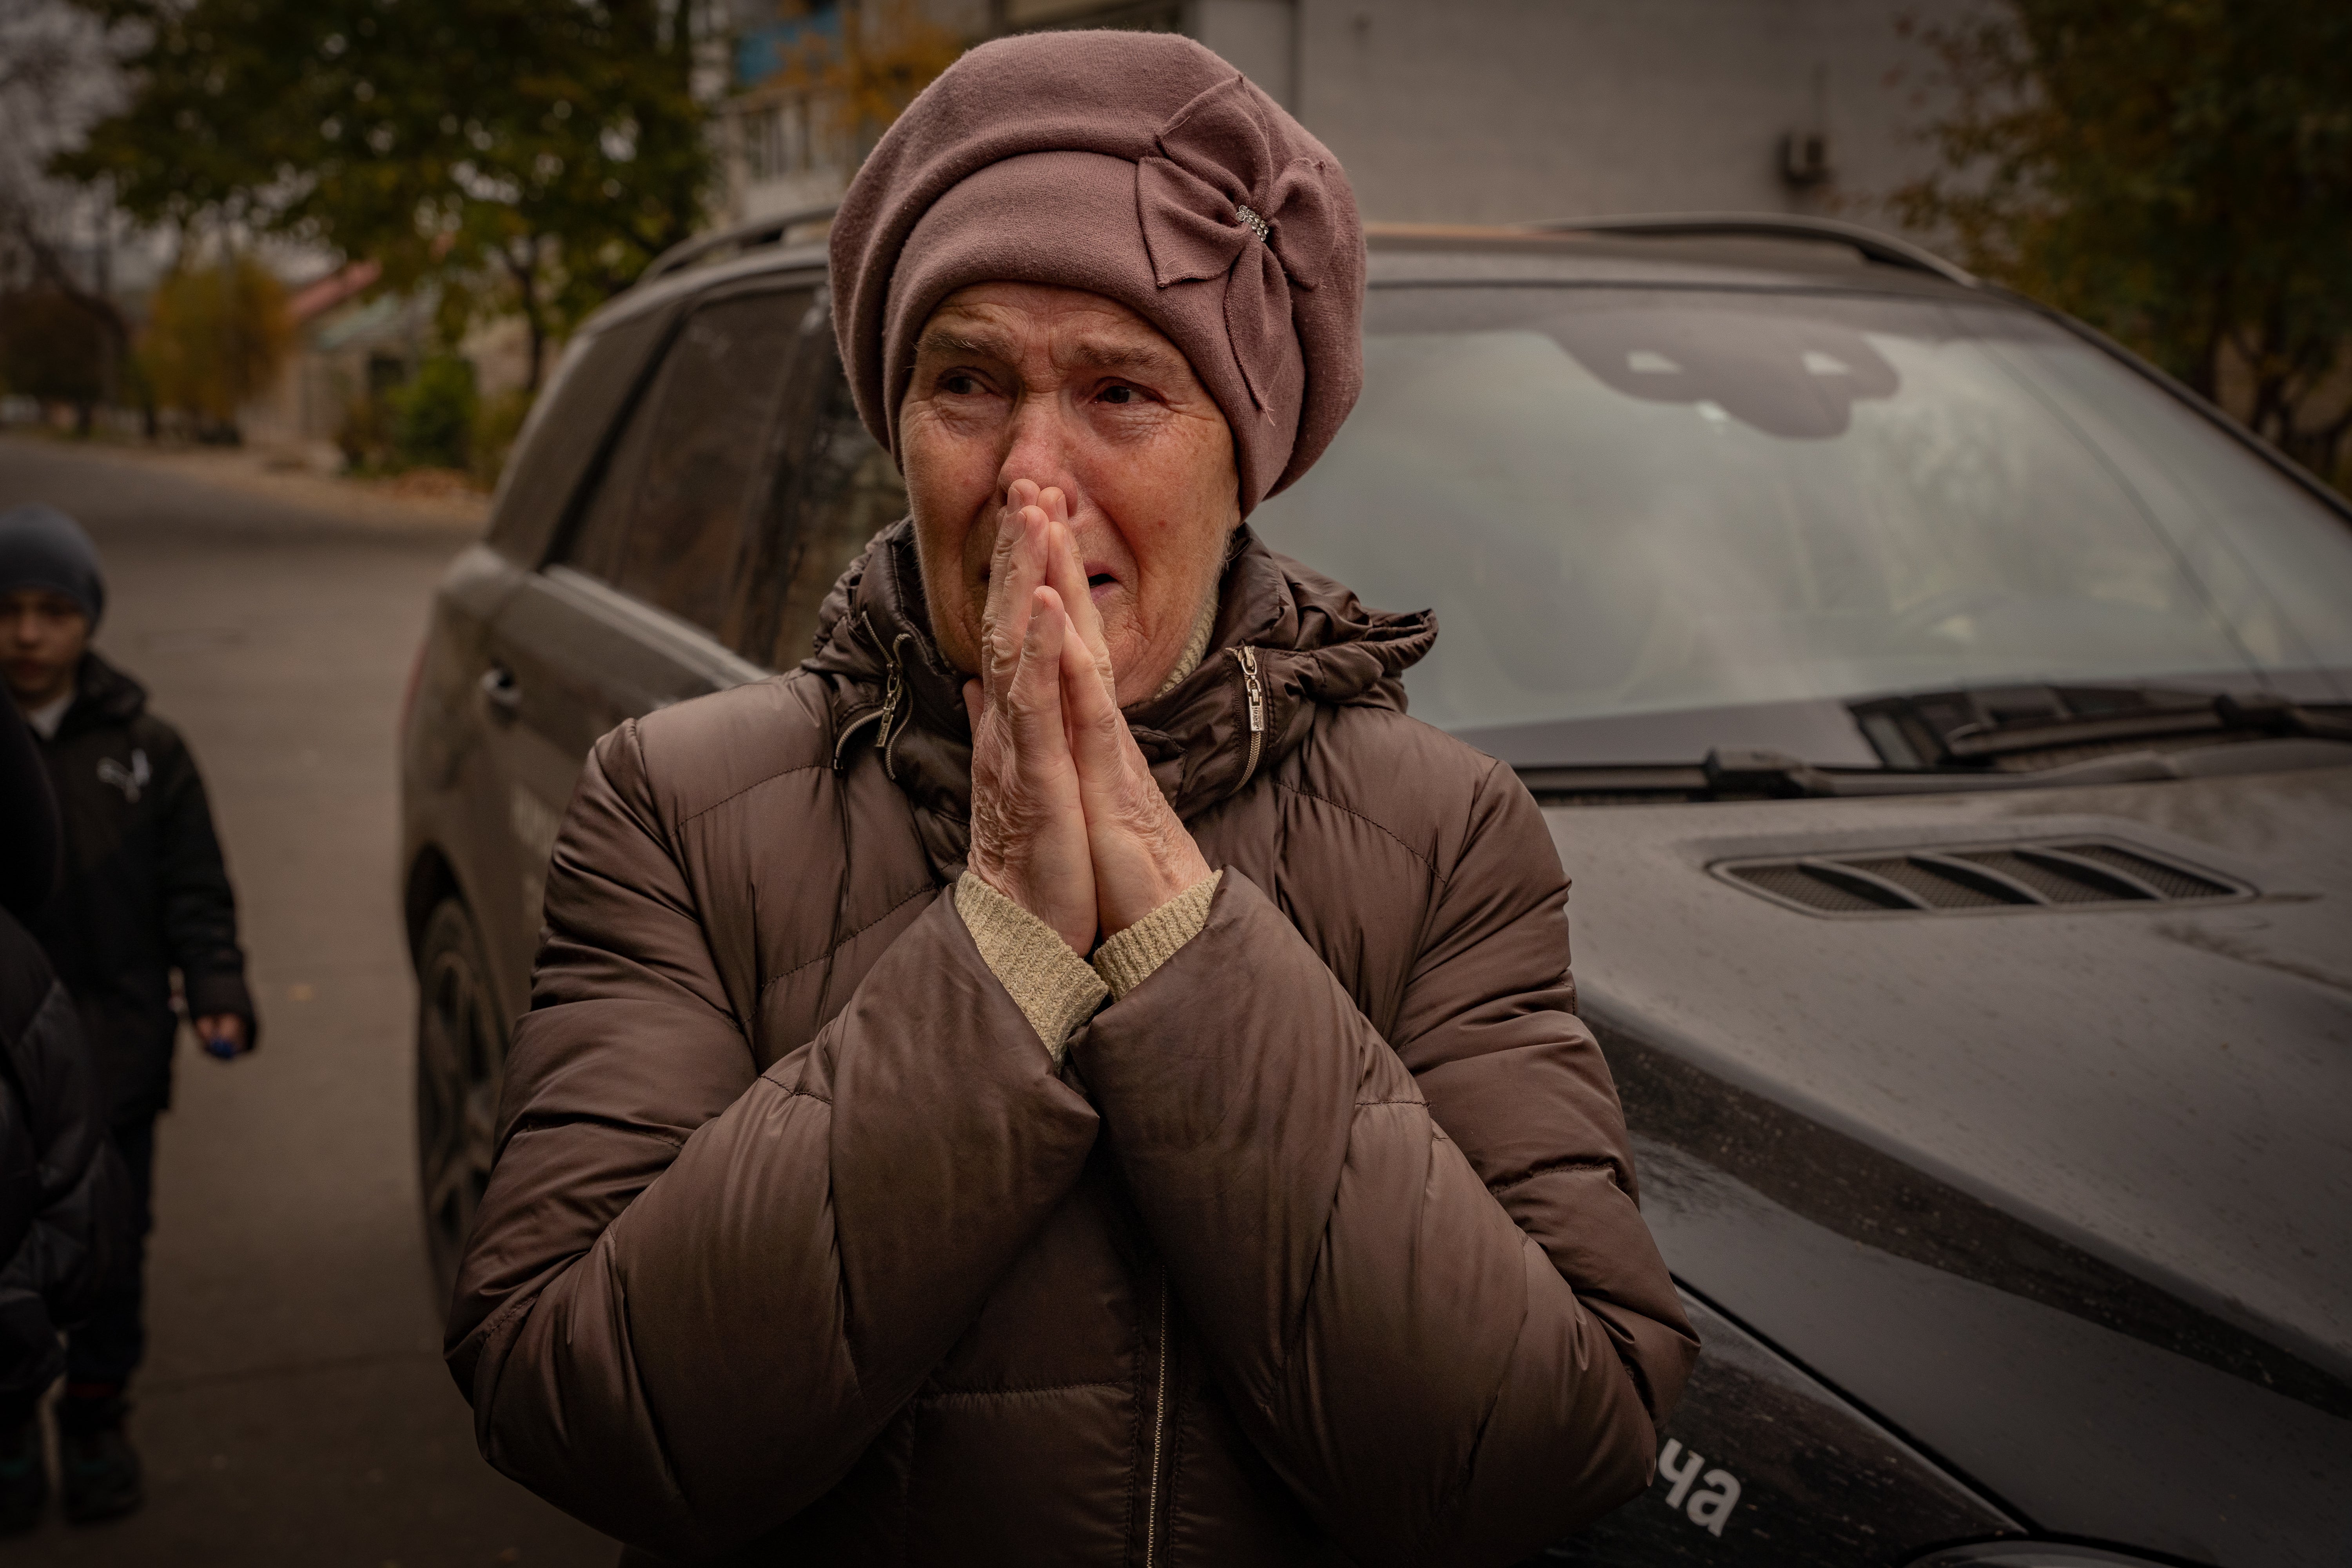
{"left": 899, "top": 282, "right": 1240, "bottom": 706}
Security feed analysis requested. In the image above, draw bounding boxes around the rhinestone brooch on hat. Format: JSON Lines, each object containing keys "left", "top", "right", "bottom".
{"left": 1233, "top": 204, "right": 1271, "bottom": 243}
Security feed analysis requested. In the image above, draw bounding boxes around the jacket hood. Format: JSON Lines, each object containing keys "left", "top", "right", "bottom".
{"left": 802, "top": 518, "right": 1435, "bottom": 835}
{"left": 58, "top": 652, "right": 146, "bottom": 739}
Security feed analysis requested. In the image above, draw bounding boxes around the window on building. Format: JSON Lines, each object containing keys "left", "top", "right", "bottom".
{"left": 740, "top": 97, "right": 813, "bottom": 184}
{"left": 366, "top": 352, "right": 407, "bottom": 396}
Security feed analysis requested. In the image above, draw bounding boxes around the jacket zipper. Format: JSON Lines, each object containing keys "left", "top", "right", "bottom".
{"left": 831, "top": 706, "right": 883, "bottom": 769}
{"left": 829, "top": 624, "right": 911, "bottom": 775}
{"left": 876, "top": 633, "right": 911, "bottom": 780}
{"left": 1145, "top": 1269, "right": 1171, "bottom": 1568}
{"left": 1231, "top": 645, "right": 1265, "bottom": 789}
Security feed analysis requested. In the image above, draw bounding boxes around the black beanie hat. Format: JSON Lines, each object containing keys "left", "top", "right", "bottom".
{"left": 0, "top": 503, "right": 106, "bottom": 626}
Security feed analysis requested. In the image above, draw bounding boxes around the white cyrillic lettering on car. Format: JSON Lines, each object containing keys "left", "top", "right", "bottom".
{"left": 1656, "top": 1437, "right": 1706, "bottom": 1511}
{"left": 1687, "top": 1467, "right": 1742, "bottom": 1536}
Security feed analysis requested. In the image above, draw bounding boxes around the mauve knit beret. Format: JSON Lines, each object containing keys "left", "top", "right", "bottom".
{"left": 828, "top": 30, "right": 1366, "bottom": 514}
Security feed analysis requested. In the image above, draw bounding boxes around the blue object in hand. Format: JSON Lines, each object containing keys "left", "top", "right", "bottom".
{"left": 201, "top": 1030, "right": 240, "bottom": 1060}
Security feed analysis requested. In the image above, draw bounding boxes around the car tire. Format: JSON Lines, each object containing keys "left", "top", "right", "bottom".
{"left": 414, "top": 896, "right": 504, "bottom": 1308}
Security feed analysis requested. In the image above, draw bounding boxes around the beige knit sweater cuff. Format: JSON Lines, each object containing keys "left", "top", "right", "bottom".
{"left": 953, "top": 869, "right": 1223, "bottom": 1056}
{"left": 954, "top": 874, "right": 1108, "bottom": 1061}
{"left": 1093, "top": 870, "right": 1221, "bottom": 999}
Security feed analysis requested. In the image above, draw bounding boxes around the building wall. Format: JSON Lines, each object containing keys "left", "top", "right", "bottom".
{"left": 717, "top": 0, "right": 1968, "bottom": 237}
{"left": 1192, "top": 0, "right": 1298, "bottom": 103}
{"left": 1289, "top": 0, "right": 1966, "bottom": 226}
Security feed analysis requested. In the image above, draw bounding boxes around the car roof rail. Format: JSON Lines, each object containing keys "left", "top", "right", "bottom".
{"left": 639, "top": 204, "right": 840, "bottom": 285}
{"left": 1530, "top": 212, "right": 1978, "bottom": 287}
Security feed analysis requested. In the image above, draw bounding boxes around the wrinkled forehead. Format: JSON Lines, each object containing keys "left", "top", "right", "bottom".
{"left": 916, "top": 284, "right": 1199, "bottom": 383}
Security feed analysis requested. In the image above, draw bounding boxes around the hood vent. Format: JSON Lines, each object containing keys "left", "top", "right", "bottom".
{"left": 1719, "top": 838, "right": 2250, "bottom": 916}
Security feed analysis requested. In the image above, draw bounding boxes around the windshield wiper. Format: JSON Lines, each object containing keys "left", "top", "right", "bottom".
{"left": 1508, "top": 683, "right": 2352, "bottom": 803}
{"left": 1847, "top": 682, "right": 2352, "bottom": 768}
{"left": 1515, "top": 747, "right": 2260, "bottom": 802}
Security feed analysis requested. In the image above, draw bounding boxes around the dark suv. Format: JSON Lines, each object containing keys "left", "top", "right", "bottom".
{"left": 399, "top": 213, "right": 2352, "bottom": 1567}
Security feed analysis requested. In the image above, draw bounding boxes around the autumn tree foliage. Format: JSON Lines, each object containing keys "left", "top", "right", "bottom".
{"left": 139, "top": 252, "right": 291, "bottom": 434}
{"left": 60, "top": 0, "right": 715, "bottom": 389}
{"left": 825, "top": 0, "right": 962, "bottom": 149}
{"left": 1890, "top": 1, "right": 2352, "bottom": 486}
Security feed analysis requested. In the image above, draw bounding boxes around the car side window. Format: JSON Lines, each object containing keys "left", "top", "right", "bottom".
{"left": 559, "top": 370, "right": 658, "bottom": 585}
{"left": 485, "top": 307, "right": 671, "bottom": 568}
{"left": 748, "top": 331, "right": 909, "bottom": 669}
{"left": 557, "top": 287, "right": 813, "bottom": 641}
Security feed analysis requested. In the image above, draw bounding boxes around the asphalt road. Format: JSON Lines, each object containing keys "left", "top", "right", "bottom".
{"left": 0, "top": 438, "right": 612, "bottom": 1568}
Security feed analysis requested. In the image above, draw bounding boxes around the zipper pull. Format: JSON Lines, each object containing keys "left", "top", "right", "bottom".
{"left": 1237, "top": 645, "right": 1265, "bottom": 735}
{"left": 876, "top": 633, "right": 911, "bottom": 779}
{"left": 1230, "top": 645, "right": 1266, "bottom": 793}
{"left": 876, "top": 663, "right": 903, "bottom": 748}
{"left": 831, "top": 622, "right": 907, "bottom": 774}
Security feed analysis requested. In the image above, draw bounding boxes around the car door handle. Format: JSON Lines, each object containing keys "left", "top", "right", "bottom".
{"left": 479, "top": 664, "right": 521, "bottom": 719}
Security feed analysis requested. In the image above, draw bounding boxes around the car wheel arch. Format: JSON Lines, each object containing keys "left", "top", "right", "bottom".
{"left": 413, "top": 889, "right": 510, "bottom": 1307}
{"left": 403, "top": 842, "right": 463, "bottom": 965}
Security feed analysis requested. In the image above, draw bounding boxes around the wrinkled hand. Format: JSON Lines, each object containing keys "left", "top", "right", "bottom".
{"left": 963, "top": 486, "right": 1098, "bottom": 953}
{"left": 1029, "top": 488, "right": 1212, "bottom": 939}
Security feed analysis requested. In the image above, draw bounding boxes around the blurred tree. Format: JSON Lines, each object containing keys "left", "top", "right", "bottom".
{"left": 140, "top": 252, "right": 292, "bottom": 437}
{"left": 58, "top": 0, "right": 714, "bottom": 390}
{"left": 468, "top": 385, "right": 535, "bottom": 489}
{"left": 390, "top": 350, "right": 477, "bottom": 471}
{"left": 0, "top": 0, "right": 132, "bottom": 417}
{"left": 743, "top": 1, "right": 961, "bottom": 176}
{"left": 0, "top": 283, "right": 112, "bottom": 429}
{"left": 1891, "top": 2, "right": 2352, "bottom": 486}
{"left": 827, "top": 0, "right": 962, "bottom": 151}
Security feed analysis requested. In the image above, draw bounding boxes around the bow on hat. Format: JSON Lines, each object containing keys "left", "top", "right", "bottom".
{"left": 1136, "top": 76, "right": 1341, "bottom": 419}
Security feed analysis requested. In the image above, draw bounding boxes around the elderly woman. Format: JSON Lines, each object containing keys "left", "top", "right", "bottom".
{"left": 447, "top": 29, "right": 1695, "bottom": 1568}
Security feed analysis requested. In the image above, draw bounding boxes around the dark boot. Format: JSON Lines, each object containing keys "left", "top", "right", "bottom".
{"left": 0, "top": 1409, "right": 44, "bottom": 1534}
{"left": 57, "top": 1390, "right": 140, "bottom": 1524}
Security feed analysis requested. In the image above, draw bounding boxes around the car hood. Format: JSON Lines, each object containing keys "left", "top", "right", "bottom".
{"left": 1548, "top": 753, "right": 2352, "bottom": 1563}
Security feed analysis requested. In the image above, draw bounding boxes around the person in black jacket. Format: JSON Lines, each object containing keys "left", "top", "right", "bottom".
{"left": 0, "top": 503, "right": 255, "bottom": 1522}
{"left": 0, "top": 693, "right": 123, "bottom": 1533}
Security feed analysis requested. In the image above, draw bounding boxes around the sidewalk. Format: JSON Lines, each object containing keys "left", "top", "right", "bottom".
{"left": 0, "top": 432, "right": 490, "bottom": 534}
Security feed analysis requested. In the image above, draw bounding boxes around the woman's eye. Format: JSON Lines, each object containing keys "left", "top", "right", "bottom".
{"left": 1099, "top": 385, "right": 1136, "bottom": 405}
{"left": 942, "top": 373, "right": 980, "bottom": 395}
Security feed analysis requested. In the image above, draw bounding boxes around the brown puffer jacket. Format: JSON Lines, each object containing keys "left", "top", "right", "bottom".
{"left": 446, "top": 521, "right": 1698, "bottom": 1566}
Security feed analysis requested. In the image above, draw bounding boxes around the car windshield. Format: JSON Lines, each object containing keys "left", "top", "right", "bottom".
{"left": 1250, "top": 284, "right": 2352, "bottom": 765}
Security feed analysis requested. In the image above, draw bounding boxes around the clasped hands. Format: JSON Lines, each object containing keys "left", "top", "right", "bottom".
{"left": 963, "top": 481, "right": 1212, "bottom": 955}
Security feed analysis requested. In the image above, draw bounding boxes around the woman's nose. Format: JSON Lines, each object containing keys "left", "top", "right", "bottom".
{"left": 996, "top": 395, "right": 1077, "bottom": 500}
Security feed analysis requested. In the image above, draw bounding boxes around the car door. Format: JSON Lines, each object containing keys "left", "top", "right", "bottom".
{"left": 474, "top": 277, "right": 820, "bottom": 1008}
{"left": 419, "top": 304, "right": 677, "bottom": 1014}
